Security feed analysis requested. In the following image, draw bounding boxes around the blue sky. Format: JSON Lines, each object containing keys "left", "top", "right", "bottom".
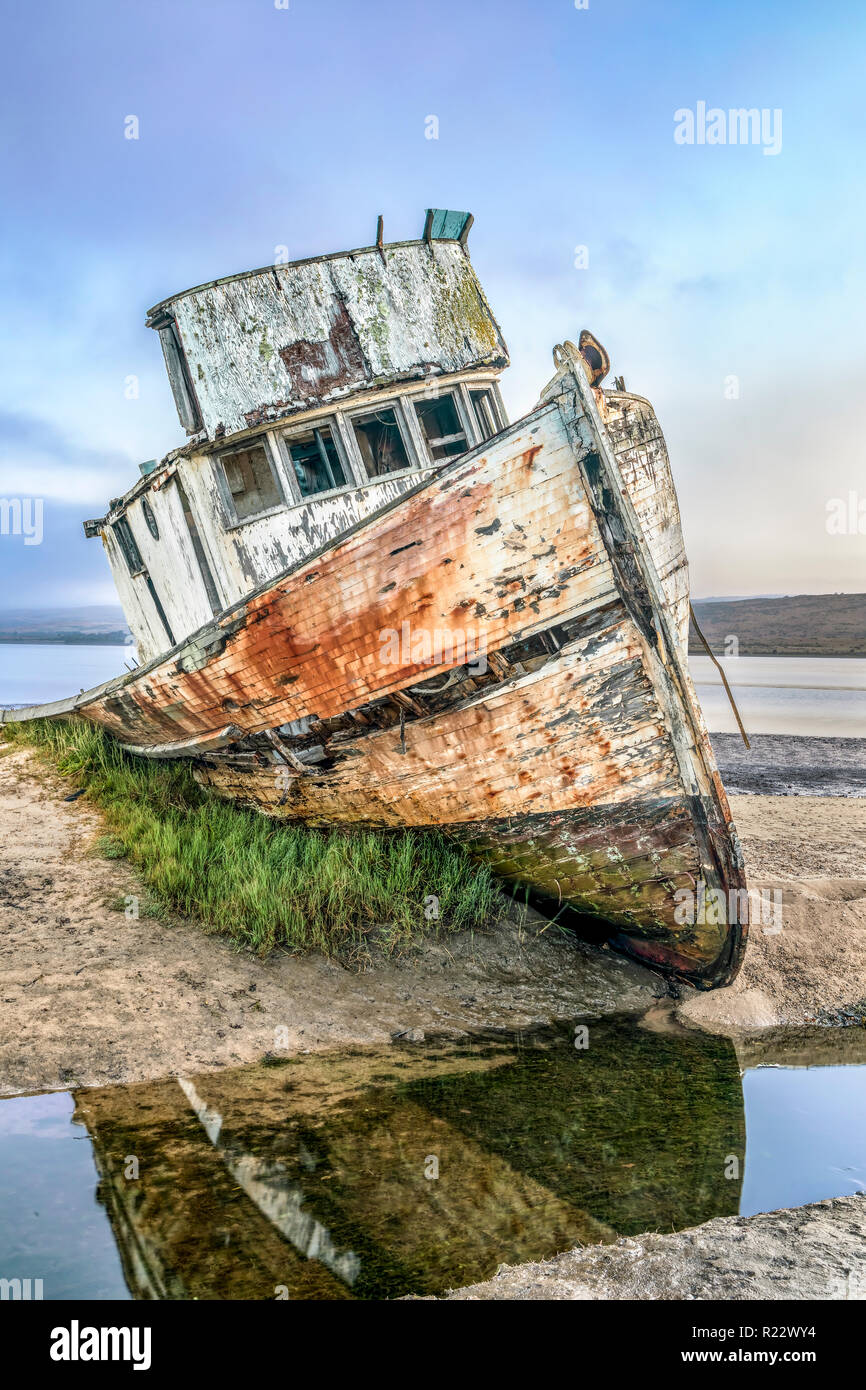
{"left": 1, "top": 0, "right": 864, "bottom": 604}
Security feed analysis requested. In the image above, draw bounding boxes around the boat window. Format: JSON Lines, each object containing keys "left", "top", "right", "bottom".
{"left": 470, "top": 388, "right": 500, "bottom": 441}
{"left": 221, "top": 443, "right": 283, "bottom": 521}
{"left": 113, "top": 516, "right": 145, "bottom": 575}
{"left": 414, "top": 393, "right": 468, "bottom": 461}
{"left": 284, "top": 424, "right": 347, "bottom": 498}
{"left": 351, "top": 407, "right": 412, "bottom": 478}
{"left": 141, "top": 498, "right": 159, "bottom": 539}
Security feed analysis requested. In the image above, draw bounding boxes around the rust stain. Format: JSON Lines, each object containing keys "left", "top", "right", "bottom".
{"left": 277, "top": 296, "right": 369, "bottom": 401}
{"left": 86, "top": 423, "right": 600, "bottom": 748}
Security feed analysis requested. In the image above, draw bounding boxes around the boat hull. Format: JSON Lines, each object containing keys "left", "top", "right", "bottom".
{"left": 1, "top": 355, "right": 748, "bottom": 986}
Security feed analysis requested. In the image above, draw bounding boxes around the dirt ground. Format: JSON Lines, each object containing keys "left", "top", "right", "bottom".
{"left": 2, "top": 749, "right": 865, "bottom": 1094}
{"left": 441, "top": 1194, "right": 866, "bottom": 1301}
{"left": 677, "top": 794, "right": 866, "bottom": 1032}
{"left": 0, "top": 748, "right": 662, "bottom": 1095}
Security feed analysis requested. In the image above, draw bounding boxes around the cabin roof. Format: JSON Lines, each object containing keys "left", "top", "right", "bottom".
{"left": 144, "top": 236, "right": 457, "bottom": 321}
{"left": 147, "top": 237, "right": 509, "bottom": 442}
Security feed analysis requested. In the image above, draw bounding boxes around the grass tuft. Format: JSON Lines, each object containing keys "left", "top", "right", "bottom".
{"left": 2, "top": 718, "right": 504, "bottom": 958}
{"left": 95, "top": 835, "right": 127, "bottom": 860}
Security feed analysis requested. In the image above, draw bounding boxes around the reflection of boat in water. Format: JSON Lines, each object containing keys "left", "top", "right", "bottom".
{"left": 74, "top": 1022, "right": 745, "bottom": 1300}
{"left": 0, "top": 211, "right": 748, "bottom": 986}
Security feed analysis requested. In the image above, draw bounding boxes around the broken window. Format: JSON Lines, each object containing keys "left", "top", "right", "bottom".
{"left": 284, "top": 424, "right": 347, "bottom": 498}
{"left": 113, "top": 516, "right": 144, "bottom": 575}
{"left": 470, "top": 388, "right": 501, "bottom": 441}
{"left": 414, "top": 393, "right": 468, "bottom": 461}
{"left": 352, "top": 407, "right": 411, "bottom": 478}
{"left": 220, "top": 442, "right": 283, "bottom": 522}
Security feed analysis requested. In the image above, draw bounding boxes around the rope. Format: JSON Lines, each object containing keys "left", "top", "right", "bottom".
{"left": 689, "top": 603, "right": 751, "bottom": 750}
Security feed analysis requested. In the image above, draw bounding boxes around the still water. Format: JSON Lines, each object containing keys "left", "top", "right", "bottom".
{"left": 1, "top": 1022, "right": 864, "bottom": 1300}
{"left": 690, "top": 654, "right": 866, "bottom": 737}
{"left": 0, "top": 644, "right": 132, "bottom": 707}
{"left": 0, "top": 646, "right": 863, "bottom": 738}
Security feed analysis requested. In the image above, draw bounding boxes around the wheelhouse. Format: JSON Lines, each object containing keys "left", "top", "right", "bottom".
{"left": 85, "top": 212, "right": 509, "bottom": 663}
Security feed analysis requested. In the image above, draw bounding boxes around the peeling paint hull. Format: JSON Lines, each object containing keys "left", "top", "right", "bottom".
{"left": 2, "top": 352, "right": 747, "bottom": 988}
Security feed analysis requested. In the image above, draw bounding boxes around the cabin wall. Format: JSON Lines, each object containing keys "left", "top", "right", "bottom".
{"left": 179, "top": 454, "right": 430, "bottom": 618}
{"left": 102, "top": 482, "right": 216, "bottom": 663}
{"left": 163, "top": 242, "right": 508, "bottom": 439}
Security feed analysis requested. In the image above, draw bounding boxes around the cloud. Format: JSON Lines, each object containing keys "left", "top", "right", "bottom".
{"left": 0, "top": 410, "right": 133, "bottom": 506}
{"left": 0, "top": 496, "right": 118, "bottom": 606}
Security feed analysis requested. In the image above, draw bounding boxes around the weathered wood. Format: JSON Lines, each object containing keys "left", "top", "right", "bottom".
{"left": 0, "top": 225, "right": 748, "bottom": 987}
{"left": 5, "top": 379, "right": 747, "bottom": 985}
{"left": 147, "top": 240, "right": 507, "bottom": 441}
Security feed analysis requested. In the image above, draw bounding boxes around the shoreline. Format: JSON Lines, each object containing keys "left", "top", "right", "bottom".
{"left": 1, "top": 743, "right": 864, "bottom": 1089}
{"left": 1, "top": 738, "right": 864, "bottom": 1301}
{"left": 439, "top": 1195, "right": 866, "bottom": 1300}
{"left": 712, "top": 732, "right": 866, "bottom": 797}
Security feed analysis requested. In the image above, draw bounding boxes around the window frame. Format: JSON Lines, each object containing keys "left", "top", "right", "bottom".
{"left": 113, "top": 515, "right": 146, "bottom": 576}
{"left": 412, "top": 388, "right": 474, "bottom": 463}
{"left": 273, "top": 416, "right": 358, "bottom": 503}
{"left": 210, "top": 378, "right": 507, "bottom": 528}
{"left": 141, "top": 497, "right": 160, "bottom": 540}
{"left": 464, "top": 383, "right": 504, "bottom": 442}
{"left": 344, "top": 397, "right": 425, "bottom": 483}
{"left": 213, "top": 435, "right": 289, "bottom": 528}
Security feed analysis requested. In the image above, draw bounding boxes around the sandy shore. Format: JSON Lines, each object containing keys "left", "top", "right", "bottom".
{"left": 0, "top": 748, "right": 663, "bottom": 1095}
{"left": 441, "top": 1194, "right": 866, "bottom": 1300}
{"left": 1, "top": 743, "right": 864, "bottom": 1091}
{"left": 677, "top": 793, "right": 866, "bottom": 1031}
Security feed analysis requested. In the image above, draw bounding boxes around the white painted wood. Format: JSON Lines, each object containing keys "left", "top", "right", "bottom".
{"left": 162, "top": 242, "right": 507, "bottom": 440}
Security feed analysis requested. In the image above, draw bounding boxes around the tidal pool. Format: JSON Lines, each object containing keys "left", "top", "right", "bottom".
{"left": 1, "top": 1020, "right": 864, "bottom": 1300}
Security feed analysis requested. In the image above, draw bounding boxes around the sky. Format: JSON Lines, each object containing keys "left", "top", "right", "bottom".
{"left": 0, "top": 0, "right": 864, "bottom": 606}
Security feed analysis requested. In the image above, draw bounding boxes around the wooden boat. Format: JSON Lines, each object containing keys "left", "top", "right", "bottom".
{"left": 0, "top": 210, "right": 748, "bottom": 986}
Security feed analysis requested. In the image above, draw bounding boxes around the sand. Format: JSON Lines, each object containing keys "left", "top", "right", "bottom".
{"left": 0, "top": 748, "right": 662, "bottom": 1095}
{"left": 441, "top": 1194, "right": 866, "bottom": 1301}
{"left": 1, "top": 745, "right": 864, "bottom": 1094}
{"left": 712, "top": 733, "right": 866, "bottom": 798}
{"left": 677, "top": 794, "right": 866, "bottom": 1032}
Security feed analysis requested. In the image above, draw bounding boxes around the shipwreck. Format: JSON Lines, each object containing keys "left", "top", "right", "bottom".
{"left": 1, "top": 210, "right": 748, "bottom": 986}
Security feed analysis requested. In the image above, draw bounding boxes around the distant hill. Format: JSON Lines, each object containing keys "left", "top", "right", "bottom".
{"left": 0, "top": 597, "right": 862, "bottom": 655}
{"left": 0, "top": 606, "right": 131, "bottom": 645}
{"left": 690, "top": 594, "right": 866, "bottom": 657}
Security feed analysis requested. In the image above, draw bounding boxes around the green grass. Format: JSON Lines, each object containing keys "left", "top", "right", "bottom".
{"left": 2, "top": 718, "right": 504, "bottom": 959}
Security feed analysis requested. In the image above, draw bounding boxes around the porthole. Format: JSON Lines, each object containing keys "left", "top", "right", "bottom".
{"left": 142, "top": 498, "right": 159, "bottom": 539}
